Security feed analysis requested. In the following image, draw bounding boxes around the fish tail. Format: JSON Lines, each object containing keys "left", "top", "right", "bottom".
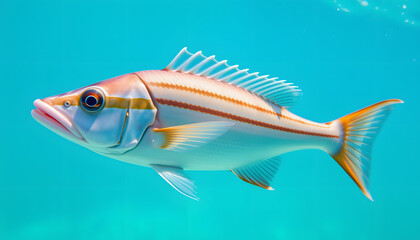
{"left": 328, "top": 99, "right": 403, "bottom": 200}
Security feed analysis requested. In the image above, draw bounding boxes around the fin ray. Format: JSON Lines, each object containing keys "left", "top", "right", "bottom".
{"left": 329, "top": 99, "right": 403, "bottom": 200}
{"left": 153, "top": 121, "right": 234, "bottom": 152}
{"left": 231, "top": 156, "right": 281, "bottom": 190}
{"left": 165, "top": 48, "right": 302, "bottom": 108}
{"left": 151, "top": 164, "right": 198, "bottom": 200}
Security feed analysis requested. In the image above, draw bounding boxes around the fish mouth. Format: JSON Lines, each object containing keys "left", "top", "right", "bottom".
{"left": 31, "top": 99, "right": 85, "bottom": 143}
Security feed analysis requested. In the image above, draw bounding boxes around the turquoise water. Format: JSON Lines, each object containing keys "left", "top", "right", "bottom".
{"left": 1, "top": 0, "right": 419, "bottom": 239}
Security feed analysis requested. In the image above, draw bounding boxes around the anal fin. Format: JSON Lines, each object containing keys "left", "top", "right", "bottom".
{"left": 231, "top": 156, "right": 281, "bottom": 190}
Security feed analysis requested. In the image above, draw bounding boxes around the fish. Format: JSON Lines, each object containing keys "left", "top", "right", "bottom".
{"left": 32, "top": 48, "right": 403, "bottom": 200}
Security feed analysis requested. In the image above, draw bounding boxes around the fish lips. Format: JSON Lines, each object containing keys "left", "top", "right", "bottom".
{"left": 31, "top": 99, "right": 85, "bottom": 143}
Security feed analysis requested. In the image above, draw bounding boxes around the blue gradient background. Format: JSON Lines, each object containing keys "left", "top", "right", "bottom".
{"left": 1, "top": 0, "right": 419, "bottom": 239}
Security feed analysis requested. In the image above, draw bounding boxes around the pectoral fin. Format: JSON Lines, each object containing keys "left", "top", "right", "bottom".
{"left": 151, "top": 164, "right": 198, "bottom": 200}
{"left": 231, "top": 156, "right": 281, "bottom": 190}
{"left": 152, "top": 121, "right": 234, "bottom": 152}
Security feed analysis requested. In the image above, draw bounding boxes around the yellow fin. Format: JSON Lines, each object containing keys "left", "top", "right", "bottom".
{"left": 329, "top": 99, "right": 403, "bottom": 201}
{"left": 231, "top": 156, "right": 281, "bottom": 190}
{"left": 152, "top": 121, "right": 234, "bottom": 152}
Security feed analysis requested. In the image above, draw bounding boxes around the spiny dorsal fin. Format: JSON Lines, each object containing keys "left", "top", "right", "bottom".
{"left": 165, "top": 47, "right": 302, "bottom": 108}
{"left": 152, "top": 121, "right": 234, "bottom": 152}
{"left": 231, "top": 156, "right": 281, "bottom": 190}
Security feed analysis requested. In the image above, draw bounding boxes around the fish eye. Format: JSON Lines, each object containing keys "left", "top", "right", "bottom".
{"left": 80, "top": 88, "right": 105, "bottom": 112}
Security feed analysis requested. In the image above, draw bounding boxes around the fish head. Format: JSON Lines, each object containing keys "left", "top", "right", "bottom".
{"left": 32, "top": 73, "right": 157, "bottom": 155}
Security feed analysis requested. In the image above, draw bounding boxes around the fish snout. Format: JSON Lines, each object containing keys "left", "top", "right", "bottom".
{"left": 32, "top": 98, "right": 84, "bottom": 140}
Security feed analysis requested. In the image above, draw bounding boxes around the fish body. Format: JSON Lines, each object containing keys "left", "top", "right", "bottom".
{"left": 121, "top": 70, "right": 341, "bottom": 170}
{"left": 32, "top": 48, "right": 402, "bottom": 200}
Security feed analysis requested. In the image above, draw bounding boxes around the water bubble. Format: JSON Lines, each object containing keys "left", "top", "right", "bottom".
{"left": 330, "top": 0, "right": 416, "bottom": 25}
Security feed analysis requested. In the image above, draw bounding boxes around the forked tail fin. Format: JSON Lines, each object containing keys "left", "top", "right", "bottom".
{"left": 329, "top": 99, "right": 403, "bottom": 200}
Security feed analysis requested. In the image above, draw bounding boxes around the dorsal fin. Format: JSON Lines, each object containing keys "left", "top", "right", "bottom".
{"left": 165, "top": 47, "right": 302, "bottom": 108}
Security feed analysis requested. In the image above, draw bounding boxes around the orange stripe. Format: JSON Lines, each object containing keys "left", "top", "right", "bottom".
{"left": 155, "top": 98, "right": 339, "bottom": 138}
{"left": 50, "top": 95, "right": 155, "bottom": 110}
{"left": 149, "top": 82, "right": 328, "bottom": 129}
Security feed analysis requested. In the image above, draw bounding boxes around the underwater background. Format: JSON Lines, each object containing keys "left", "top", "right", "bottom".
{"left": 1, "top": 0, "right": 419, "bottom": 239}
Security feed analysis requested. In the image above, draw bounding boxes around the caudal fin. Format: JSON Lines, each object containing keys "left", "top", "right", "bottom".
{"left": 330, "top": 99, "right": 403, "bottom": 200}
